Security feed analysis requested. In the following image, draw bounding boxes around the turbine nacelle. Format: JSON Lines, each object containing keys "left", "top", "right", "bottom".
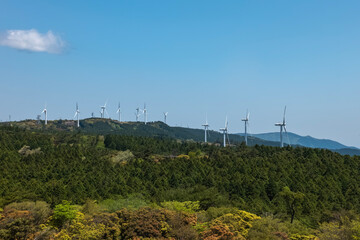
{"left": 219, "top": 116, "right": 230, "bottom": 147}
{"left": 242, "top": 111, "right": 250, "bottom": 122}
{"left": 41, "top": 104, "right": 48, "bottom": 125}
{"left": 275, "top": 106, "right": 288, "bottom": 147}
{"left": 100, "top": 100, "right": 109, "bottom": 118}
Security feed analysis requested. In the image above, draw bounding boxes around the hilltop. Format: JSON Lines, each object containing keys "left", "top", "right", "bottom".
{"left": 4, "top": 118, "right": 279, "bottom": 147}
{"left": 4, "top": 118, "right": 360, "bottom": 155}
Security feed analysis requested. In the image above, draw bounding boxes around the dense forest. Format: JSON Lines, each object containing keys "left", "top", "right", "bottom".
{"left": 1, "top": 125, "right": 360, "bottom": 239}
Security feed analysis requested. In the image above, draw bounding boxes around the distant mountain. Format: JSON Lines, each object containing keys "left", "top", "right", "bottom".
{"left": 239, "top": 132, "right": 358, "bottom": 151}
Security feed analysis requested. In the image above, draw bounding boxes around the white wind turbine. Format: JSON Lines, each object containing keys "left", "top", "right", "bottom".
{"left": 41, "top": 104, "right": 47, "bottom": 125}
{"left": 275, "top": 106, "right": 288, "bottom": 148}
{"left": 202, "top": 114, "right": 209, "bottom": 143}
{"left": 142, "top": 103, "right": 147, "bottom": 124}
{"left": 135, "top": 107, "right": 141, "bottom": 121}
{"left": 100, "top": 101, "right": 108, "bottom": 118}
{"left": 241, "top": 110, "right": 250, "bottom": 146}
{"left": 163, "top": 112, "right": 168, "bottom": 124}
{"left": 219, "top": 116, "right": 230, "bottom": 147}
{"left": 74, "top": 103, "right": 80, "bottom": 127}
{"left": 116, "top": 102, "right": 121, "bottom": 122}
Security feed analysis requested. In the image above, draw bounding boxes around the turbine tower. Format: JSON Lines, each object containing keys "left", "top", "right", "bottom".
{"left": 142, "top": 103, "right": 147, "bottom": 124}
{"left": 41, "top": 104, "right": 47, "bottom": 125}
{"left": 202, "top": 115, "right": 209, "bottom": 143}
{"left": 275, "top": 106, "right": 287, "bottom": 147}
{"left": 241, "top": 110, "right": 250, "bottom": 146}
{"left": 135, "top": 107, "right": 141, "bottom": 121}
{"left": 100, "top": 101, "right": 108, "bottom": 118}
{"left": 219, "top": 116, "right": 229, "bottom": 147}
{"left": 74, "top": 103, "right": 80, "bottom": 127}
{"left": 163, "top": 112, "right": 168, "bottom": 124}
{"left": 116, "top": 102, "right": 121, "bottom": 122}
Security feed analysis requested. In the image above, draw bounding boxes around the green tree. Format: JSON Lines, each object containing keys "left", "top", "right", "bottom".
{"left": 51, "top": 201, "right": 79, "bottom": 228}
{"left": 279, "top": 187, "right": 305, "bottom": 224}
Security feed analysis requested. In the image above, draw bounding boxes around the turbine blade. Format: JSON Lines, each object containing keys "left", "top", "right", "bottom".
{"left": 283, "top": 106, "right": 287, "bottom": 123}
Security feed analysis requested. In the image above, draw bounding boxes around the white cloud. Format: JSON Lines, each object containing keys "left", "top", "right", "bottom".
{"left": 0, "top": 29, "right": 65, "bottom": 54}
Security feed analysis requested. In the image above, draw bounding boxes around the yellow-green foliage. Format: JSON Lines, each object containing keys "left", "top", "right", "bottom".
{"left": 161, "top": 201, "right": 200, "bottom": 213}
{"left": 110, "top": 150, "right": 134, "bottom": 164}
{"left": 51, "top": 201, "right": 81, "bottom": 228}
{"left": 247, "top": 215, "right": 316, "bottom": 240}
{"left": 54, "top": 212, "right": 105, "bottom": 240}
{"left": 207, "top": 209, "right": 260, "bottom": 238}
{"left": 18, "top": 145, "right": 42, "bottom": 156}
{"left": 317, "top": 216, "right": 360, "bottom": 240}
{"left": 352, "top": 220, "right": 360, "bottom": 240}
{"left": 81, "top": 200, "right": 100, "bottom": 216}
{"left": 99, "top": 194, "right": 148, "bottom": 212}
{"left": 4, "top": 201, "right": 50, "bottom": 225}
{"left": 96, "top": 135, "right": 105, "bottom": 148}
{"left": 176, "top": 154, "right": 190, "bottom": 160}
{"left": 290, "top": 234, "right": 319, "bottom": 240}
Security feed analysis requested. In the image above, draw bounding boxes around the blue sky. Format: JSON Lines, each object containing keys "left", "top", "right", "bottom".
{"left": 1, "top": 1, "right": 360, "bottom": 147}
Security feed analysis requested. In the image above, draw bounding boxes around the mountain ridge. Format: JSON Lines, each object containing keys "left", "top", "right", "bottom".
{"left": 3, "top": 118, "right": 360, "bottom": 155}
{"left": 240, "top": 132, "right": 358, "bottom": 150}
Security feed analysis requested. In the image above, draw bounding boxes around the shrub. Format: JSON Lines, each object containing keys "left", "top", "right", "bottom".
{"left": 51, "top": 200, "right": 79, "bottom": 228}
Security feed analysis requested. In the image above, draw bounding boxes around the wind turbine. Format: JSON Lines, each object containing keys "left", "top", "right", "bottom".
{"left": 135, "top": 107, "right": 141, "bottom": 121}
{"left": 41, "top": 104, "right": 47, "bottom": 125}
{"left": 241, "top": 110, "right": 250, "bottom": 146}
{"left": 142, "top": 103, "right": 147, "bottom": 124}
{"left": 202, "top": 115, "right": 209, "bottom": 143}
{"left": 163, "top": 112, "right": 168, "bottom": 124}
{"left": 116, "top": 102, "right": 121, "bottom": 122}
{"left": 74, "top": 103, "right": 80, "bottom": 127}
{"left": 275, "top": 106, "right": 287, "bottom": 147}
{"left": 100, "top": 101, "right": 108, "bottom": 118}
{"left": 219, "top": 116, "right": 230, "bottom": 147}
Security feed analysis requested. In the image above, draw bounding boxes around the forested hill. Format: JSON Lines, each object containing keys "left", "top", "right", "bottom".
{"left": 1, "top": 125, "right": 360, "bottom": 235}
{"left": 5, "top": 118, "right": 279, "bottom": 147}
{"left": 5, "top": 118, "right": 360, "bottom": 155}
